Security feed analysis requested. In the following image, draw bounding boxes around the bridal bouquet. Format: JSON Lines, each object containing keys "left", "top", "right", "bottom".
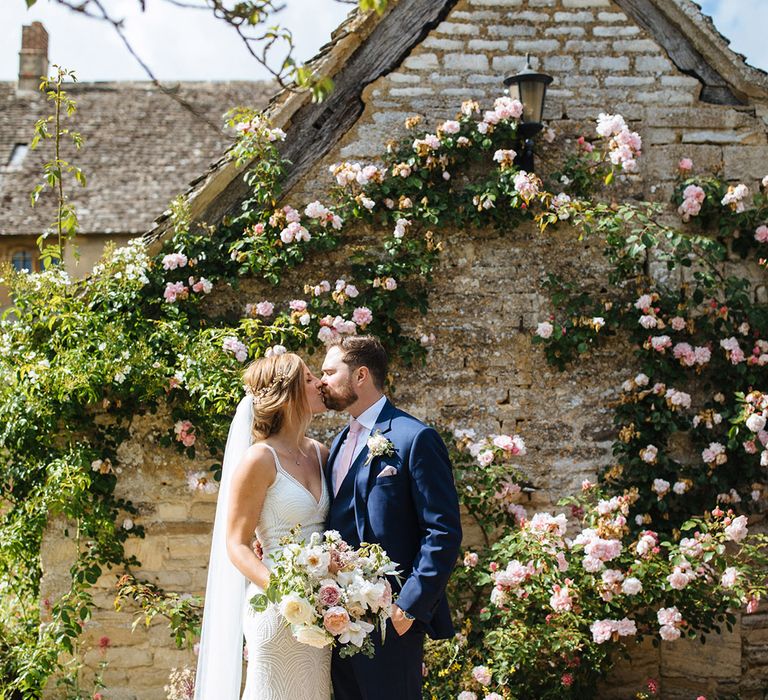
{"left": 250, "top": 528, "right": 402, "bottom": 657}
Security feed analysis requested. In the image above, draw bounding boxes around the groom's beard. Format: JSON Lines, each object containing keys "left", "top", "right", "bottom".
{"left": 322, "top": 381, "right": 358, "bottom": 412}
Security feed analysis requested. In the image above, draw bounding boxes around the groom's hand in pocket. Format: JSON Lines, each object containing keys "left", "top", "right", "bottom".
{"left": 391, "top": 605, "right": 414, "bottom": 636}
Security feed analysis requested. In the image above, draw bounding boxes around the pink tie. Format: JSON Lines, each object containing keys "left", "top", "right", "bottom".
{"left": 334, "top": 419, "right": 363, "bottom": 495}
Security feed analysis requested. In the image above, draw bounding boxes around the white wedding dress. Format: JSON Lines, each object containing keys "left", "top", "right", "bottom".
{"left": 241, "top": 443, "right": 331, "bottom": 700}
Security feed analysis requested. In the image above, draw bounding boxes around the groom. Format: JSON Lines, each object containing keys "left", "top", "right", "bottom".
{"left": 320, "top": 335, "right": 462, "bottom": 700}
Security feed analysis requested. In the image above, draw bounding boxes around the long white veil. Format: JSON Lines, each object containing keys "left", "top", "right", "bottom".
{"left": 194, "top": 394, "right": 253, "bottom": 699}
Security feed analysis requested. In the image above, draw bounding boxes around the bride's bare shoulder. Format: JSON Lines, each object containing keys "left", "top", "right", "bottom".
{"left": 235, "top": 443, "right": 278, "bottom": 482}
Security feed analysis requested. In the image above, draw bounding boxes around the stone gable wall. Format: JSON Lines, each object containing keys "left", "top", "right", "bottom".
{"left": 40, "top": 1, "right": 768, "bottom": 698}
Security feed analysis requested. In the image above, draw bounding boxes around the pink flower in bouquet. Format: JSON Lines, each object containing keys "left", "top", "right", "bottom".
{"left": 323, "top": 606, "right": 351, "bottom": 635}
{"left": 318, "top": 581, "right": 342, "bottom": 607}
{"left": 755, "top": 225, "right": 768, "bottom": 243}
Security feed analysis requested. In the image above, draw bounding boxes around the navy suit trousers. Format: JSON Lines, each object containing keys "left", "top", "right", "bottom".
{"left": 331, "top": 621, "right": 425, "bottom": 700}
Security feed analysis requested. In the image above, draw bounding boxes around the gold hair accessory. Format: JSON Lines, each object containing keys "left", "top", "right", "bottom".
{"left": 243, "top": 369, "right": 289, "bottom": 404}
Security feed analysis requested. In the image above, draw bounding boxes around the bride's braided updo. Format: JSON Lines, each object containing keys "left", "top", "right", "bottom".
{"left": 243, "top": 353, "right": 310, "bottom": 441}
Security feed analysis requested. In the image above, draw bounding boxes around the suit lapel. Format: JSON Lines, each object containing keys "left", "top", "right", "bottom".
{"left": 325, "top": 427, "right": 347, "bottom": 499}
{"left": 353, "top": 399, "right": 395, "bottom": 542}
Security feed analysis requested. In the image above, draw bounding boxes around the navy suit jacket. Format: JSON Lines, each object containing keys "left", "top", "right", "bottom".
{"left": 324, "top": 399, "right": 462, "bottom": 639}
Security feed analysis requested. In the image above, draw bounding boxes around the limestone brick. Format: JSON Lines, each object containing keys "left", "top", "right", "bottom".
{"left": 562, "top": 0, "right": 610, "bottom": 6}
{"left": 443, "top": 53, "right": 490, "bottom": 71}
{"left": 436, "top": 21, "right": 480, "bottom": 35}
{"left": 553, "top": 11, "right": 594, "bottom": 23}
{"left": 580, "top": 55, "right": 631, "bottom": 71}
{"left": 403, "top": 53, "right": 439, "bottom": 70}
{"left": 593, "top": 25, "right": 641, "bottom": 36}
{"left": 467, "top": 39, "right": 509, "bottom": 50}
{"left": 597, "top": 11, "right": 628, "bottom": 22}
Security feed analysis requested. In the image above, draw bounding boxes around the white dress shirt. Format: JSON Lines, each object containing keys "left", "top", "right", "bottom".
{"left": 331, "top": 395, "right": 388, "bottom": 487}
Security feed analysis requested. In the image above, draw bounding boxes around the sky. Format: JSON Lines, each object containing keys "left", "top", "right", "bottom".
{"left": 0, "top": 0, "right": 766, "bottom": 83}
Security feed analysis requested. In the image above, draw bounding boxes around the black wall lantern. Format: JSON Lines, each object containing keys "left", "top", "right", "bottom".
{"left": 503, "top": 54, "right": 553, "bottom": 172}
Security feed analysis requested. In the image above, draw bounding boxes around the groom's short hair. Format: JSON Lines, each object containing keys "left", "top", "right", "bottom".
{"left": 329, "top": 335, "right": 388, "bottom": 389}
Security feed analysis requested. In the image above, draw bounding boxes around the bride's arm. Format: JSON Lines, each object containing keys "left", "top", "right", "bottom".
{"left": 226, "top": 444, "right": 276, "bottom": 589}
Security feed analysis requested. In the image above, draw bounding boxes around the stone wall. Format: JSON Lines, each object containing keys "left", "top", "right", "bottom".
{"left": 39, "top": 0, "right": 768, "bottom": 697}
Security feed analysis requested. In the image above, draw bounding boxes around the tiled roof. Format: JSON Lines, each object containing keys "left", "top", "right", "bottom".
{"left": 0, "top": 80, "right": 274, "bottom": 236}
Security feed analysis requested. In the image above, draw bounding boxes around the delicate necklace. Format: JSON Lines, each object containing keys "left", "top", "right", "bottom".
{"left": 281, "top": 443, "right": 306, "bottom": 467}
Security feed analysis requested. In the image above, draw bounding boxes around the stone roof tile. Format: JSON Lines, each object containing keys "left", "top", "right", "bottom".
{"left": 0, "top": 80, "right": 274, "bottom": 236}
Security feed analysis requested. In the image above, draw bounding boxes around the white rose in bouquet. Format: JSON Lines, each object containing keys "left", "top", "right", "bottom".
{"left": 294, "top": 624, "right": 332, "bottom": 648}
{"left": 279, "top": 593, "right": 315, "bottom": 625}
{"left": 338, "top": 619, "right": 375, "bottom": 647}
{"left": 298, "top": 546, "right": 331, "bottom": 578}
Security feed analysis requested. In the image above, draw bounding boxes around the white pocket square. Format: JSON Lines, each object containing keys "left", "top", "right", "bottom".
{"left": 377, "top": 466, "right": 398, "bottom": 478}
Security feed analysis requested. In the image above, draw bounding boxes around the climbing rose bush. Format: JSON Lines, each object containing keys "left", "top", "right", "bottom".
{"left": 423, "top": 433, "right": 768, "bottom": 700}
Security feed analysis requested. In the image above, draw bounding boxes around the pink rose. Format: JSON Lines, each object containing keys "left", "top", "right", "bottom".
{"left": 323, "top": 606, "right": 351, "bottom": 635}
{"left": 318, "top": 583, "right": 342, "bottom": 607}
{"left": 678, "top": 157, "right": 693, "bottom": 172}
{"left": 755, "top": 225, "right": 768, "bottom": 243}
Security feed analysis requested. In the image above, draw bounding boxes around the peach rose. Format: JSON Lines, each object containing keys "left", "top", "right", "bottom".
{"left": 323, "top": 606, "right": 351, "bottom": 636}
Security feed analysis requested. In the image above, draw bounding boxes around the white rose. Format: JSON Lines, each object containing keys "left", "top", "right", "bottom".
{"left": 621, "top": 577, "right": 643, "bottom": 595}
{"left": 298, "top": 546, "right": 331, "bottom": 579}
{"left": 279, "top": 593, "right": 315, "bottom": 625}
{"left": 746, "top": 413, "right": 766, "bottom": 433}
{"left": 293, "top": 624, "right": 332, "bottom": 648}
{"left": 338, "top": 619, "right": 375, "bottom": 647}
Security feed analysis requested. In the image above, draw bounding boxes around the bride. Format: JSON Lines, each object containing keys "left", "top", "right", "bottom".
{"left": 194, "top": 352, "right": 331, "bottom": 700}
